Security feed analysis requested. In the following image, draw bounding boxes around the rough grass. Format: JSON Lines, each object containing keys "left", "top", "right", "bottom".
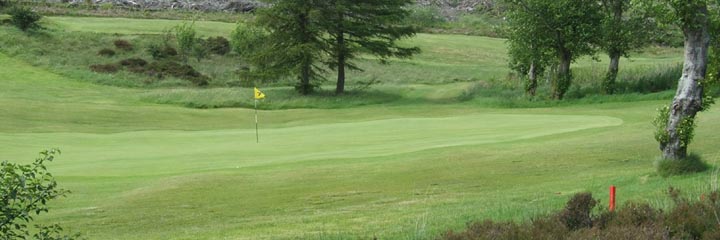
{"left": 656, "top": 154, "right": 710, "bottom": 177}
{"left": 0, "top": 17, "right": 686, "bottom": 110}
{"left": 442, "top": 188, "right": 720, "bottom": 240}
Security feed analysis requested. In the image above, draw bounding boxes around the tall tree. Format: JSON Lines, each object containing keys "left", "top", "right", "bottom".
{"left": 318, "top": 0, "right": 420, "bottom": 94}
{"left": 505, "top": 8, "right": 554, "bottom": 96}
{"left": 505, "top": 0, "right": 603, "bottom": 100}
{"left": 645, "top": 0, "right": 715, "bottom": 160}
{"left": 599, "top": 0, "right": 653, "bottom": 94}
{"left": 256, "top": 0, "right": 327, "bottom": 95}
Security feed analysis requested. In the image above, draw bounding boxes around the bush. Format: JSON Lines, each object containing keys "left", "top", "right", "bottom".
{"left": 90, "top": 63, "right": 119, "bottom": 73}
{"left": 558, "top": 192, "right": 597, "bottom": 230}
{"left": 206, "top": 36, "right": 230, "bottom": 55}
{"left": 119, "top": 58, "right": 148, "bottom": 68}
{"left": 146, "top": 61, "right": 209, "bottom": 86}
{"left": 655, "top": 154, "right": 709, "bottom": 177}
{"left": 442, "top": 188, "right": 720, "bottom": 240}
{"left": 113, "top": 39, "right": 133, "bottom": 51}
{"left": 1, "top": 149, "right": 80, "bottom": 239}
{"left": 230, "top": 23, "right": 267, "bottom": 58}
{"left": 191, "top": 38, "right": 210, "bottom": 62}
{"left": 8, "top": 6, "right": 42, "bottom": 31}
{"left": 174, "top": 22, "right": 197, "bottom": 62}
{"left": 98, "top": 48, "right": 116, "bottom": 57}
{"left": 119, "top": 58, "right": 148, "bottom": 73}
{"left": 404, "top": 6, "right": 446, "bottom": 29}
{"left": 147, "top": 44, "right": 178, "bottom": 60}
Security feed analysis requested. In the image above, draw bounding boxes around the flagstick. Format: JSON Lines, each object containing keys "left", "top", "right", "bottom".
{"left": 254, "top": 99, "right": 259, "bottom": 143}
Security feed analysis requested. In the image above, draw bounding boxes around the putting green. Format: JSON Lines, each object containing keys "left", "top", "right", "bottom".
{"left": 0, "top": 114, "right": 622, "bottom": 176}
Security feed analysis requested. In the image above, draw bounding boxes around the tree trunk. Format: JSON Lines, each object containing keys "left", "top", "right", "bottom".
{"left": 603, "top": 54, "right": 620, "bottom": 94}
{"left": 602, "top": 1, "right": 623, "bottom": 95}
{"left": 298, "top": 12, "right": 312, "bottom": 95}
{"left": 527, "top": 62, "right": 538, "bottom": 96}
{"left": 661, "top": 20, "right": 710, "bottom": 160}
{"left": 335, "top": 31, "right": 346, "bottom": 95}
{"left": 553, "top": 51, "right": 572, "bottom": 100}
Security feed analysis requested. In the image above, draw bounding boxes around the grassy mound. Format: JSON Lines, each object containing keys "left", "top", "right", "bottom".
{"left": 656, "top": 154, "right": 710, "bottom": 177}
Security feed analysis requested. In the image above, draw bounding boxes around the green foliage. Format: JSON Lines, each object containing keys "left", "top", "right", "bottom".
{"left": 145, "top": 31, "right": 178, "bottom": 60}
{"left": 0, "top": 149, "right": 79, "bottom": 239}
{"left": 599, "top": 0, "right": 656, "bottom": 94}
{"left": 230, "top": 23, "right": 267, "bottom": 59}
{"left": 205, "top": 36, "right": 230, "bottom": 55}
{"left": 655, "top": 154, "right": 709, "bottom": 177}
{"left": 653, "top": 105, "right": 671, "bottom": 146}
{"left": 255, "top": 0, "right": 328, "bottom": 94}
{"left": 505, "top": 0, "right": 603, "bottom": 100}
{"left": 317, "top": 0, "right": 420, "bottom": 93}
{"left": 403, "top": 6, "right": 446, "bottom": 29}
{"left": 8, "top": 5, "right": 42, "bottom": 31}
{"left": 191, "top": 38, "right": 209, "bottom": 62}
{"left": 174, "top": 22, "right": 197, "bottom": 63}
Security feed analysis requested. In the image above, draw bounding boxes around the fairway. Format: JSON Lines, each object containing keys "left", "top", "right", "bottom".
{"left": 1, "top": 14, "right": 719, "bottom": 240}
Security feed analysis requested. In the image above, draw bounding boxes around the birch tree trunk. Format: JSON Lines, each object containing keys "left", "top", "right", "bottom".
{"left": 527, "top": 62, "right": 538, "bottom": 96}
{"left": 604, "top": 53, "right": 621, "bottom": 94}
{"left": 661, "top": 15, "right": 711, "bottom": 160}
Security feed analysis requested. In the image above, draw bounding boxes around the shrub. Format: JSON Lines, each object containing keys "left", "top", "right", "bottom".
{"left": 89, "top": 64, "right": 119, "bottom": 73}
{"left": 191, "top": 38, "right": 209, "bottom": 62}
{"left": 147, "top": 44, "right": 178, "bottom": 60}
{"left": 119, "top": 58, "right": 148, "bottom": 73}
{"left": 174, "top": 22, "right": 197, "bottom": 62}
{"left": 98, "top": 48, "right": 116, "bottom": 57}
{"left": 230, "top": 23, "right": 267, "bottom": 58}
{"left": 558, "top": 192, "right": 597, "bottom": 230}
{"left": 1, "top": 149, "right": 81, "bottom": 239}
{"left": 8, "top": 6, "right": 42, "bottom": 31}
{"left": 146, "top": 61, "right": 209, "bottom": 86}
{"left": 655, "top": 154, "right": 709, "bottom": 177}
{"left": 442, "top": 188, "right": 720, "bottom": 240}
{"left": 113, "top": 39, "right": 133, "bottom": 51}
{"left": 206, "top": 36, "right": 230, "bottom": 55}
{"left": 119, "top": 58, "right": 148, "bottom": 68}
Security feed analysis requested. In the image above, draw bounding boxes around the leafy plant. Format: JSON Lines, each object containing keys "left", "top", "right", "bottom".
{"left": 174, "top": 22, "right": 197, "bottom": 63}
{"left": 9, "top": 6, "right": 42, "bottom": 31}
{"left": 0, "top": 149, "right": 80, "bottom": 239}
{"left": 191, "top": 38, "right": 209, "bottom": 62}
{"left": 206, "top": 36, "right": 230, "bottom": 55}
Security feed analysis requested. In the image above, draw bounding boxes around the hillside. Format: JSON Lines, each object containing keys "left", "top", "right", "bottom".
{"left": 47, "top": 0, "right": 498, "bottom": 15}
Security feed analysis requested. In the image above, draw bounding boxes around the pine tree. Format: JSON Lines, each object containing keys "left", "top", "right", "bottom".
{"left": 256, "top": 0, "right": 327, "bottom": 95}
{"left": 318, "top": 0, "right": 420, "bottom": 94}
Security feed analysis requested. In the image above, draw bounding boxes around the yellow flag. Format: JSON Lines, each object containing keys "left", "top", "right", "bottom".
{"left": 254, "top": 87, "right": 266, "bottom": 100}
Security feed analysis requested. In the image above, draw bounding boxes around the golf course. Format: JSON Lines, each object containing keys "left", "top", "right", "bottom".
{"left": 1, "top": 8, "right": 719, "bottom": 240}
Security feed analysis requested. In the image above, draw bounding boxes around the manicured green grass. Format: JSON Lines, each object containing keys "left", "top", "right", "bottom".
{"left": 47, "top": 16, "right": 237, "bottom": 36}
{"left": 1, "top": 16, "right": 717, "bottom": 240}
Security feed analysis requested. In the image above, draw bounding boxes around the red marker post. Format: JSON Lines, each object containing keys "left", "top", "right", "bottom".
{"left": 609, "top": 185, "right": 616, "bottom": 212}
